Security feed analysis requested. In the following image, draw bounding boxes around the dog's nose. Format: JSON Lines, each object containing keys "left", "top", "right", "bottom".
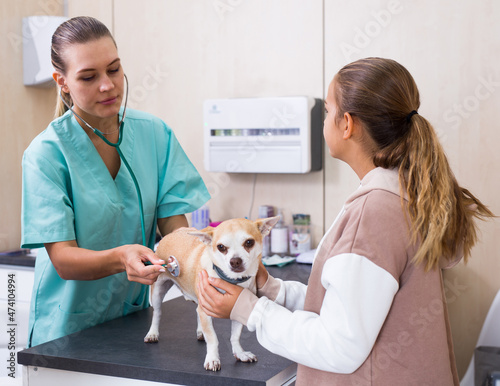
{"left": 230, "top": 257, "right": 243, "bottom": 270}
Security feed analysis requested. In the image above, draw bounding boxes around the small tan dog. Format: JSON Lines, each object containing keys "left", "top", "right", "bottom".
{"left": 144, "top": 216, "right": 279, "bottom": 371}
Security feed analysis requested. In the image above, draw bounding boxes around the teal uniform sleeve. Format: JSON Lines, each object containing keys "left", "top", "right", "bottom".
{"left": 21, "top": 144, "right": 76, "bottom": 249}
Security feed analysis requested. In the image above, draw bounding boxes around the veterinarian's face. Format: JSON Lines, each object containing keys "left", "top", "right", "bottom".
{"left": 57, "top": 37, "right": 124, "bottom": 125}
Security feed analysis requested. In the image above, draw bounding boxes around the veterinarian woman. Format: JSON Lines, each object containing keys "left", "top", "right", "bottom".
{"left": 198, "top": 57, "right": 494, "bottom": 385}
{"left": 21, "top": 16, "right": 210, "bottom": 347}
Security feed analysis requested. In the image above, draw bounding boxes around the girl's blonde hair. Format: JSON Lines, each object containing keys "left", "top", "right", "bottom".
{"left": 334, "top": 57, "right": 494, "bottom": 271}
{"left": 51, "top": 16, "right": 116, "bottom": 118}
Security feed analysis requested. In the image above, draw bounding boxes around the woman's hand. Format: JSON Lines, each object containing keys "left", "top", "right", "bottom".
{"left": 118, "top": 244, "right": 166, "bottom": 285}
{"left": 197, "top": 270, "right": 243, "bottom": 319}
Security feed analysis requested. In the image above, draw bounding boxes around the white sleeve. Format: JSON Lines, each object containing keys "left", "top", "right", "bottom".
{"left": 246, "top": 253, "right": 398, "bottom": 373}
{"left": 273, "top": 278, "right": 307, "bottom": 311}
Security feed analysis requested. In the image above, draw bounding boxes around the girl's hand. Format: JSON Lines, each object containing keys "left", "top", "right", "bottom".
{"left": 197, "top": 270, "right": 243, "bottom": 319}
{"left": 119, "top": 244, "right": 166, "bottom": 285}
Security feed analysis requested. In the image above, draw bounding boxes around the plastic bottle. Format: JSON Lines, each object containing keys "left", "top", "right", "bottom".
{"left": 191, "top": 205, "right": 210, "bottom": 230}
{"left": 258, "top": 205, "right": 275, "bottom": 257}
{"left": 289, "top": 214, "right": 311, "bottom": 256}
{"left": 270, "top": 209, "right": 288, "bottom": 256}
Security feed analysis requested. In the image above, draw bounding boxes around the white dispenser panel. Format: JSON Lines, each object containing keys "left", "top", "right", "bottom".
{"left": 203, "top": 97, "right": 323, "bottom": 174}
{"left": 23, "top": 16, "right": 67, "bottom": 87}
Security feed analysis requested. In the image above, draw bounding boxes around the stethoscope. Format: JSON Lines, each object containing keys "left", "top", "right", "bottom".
{"left": 59, "top": 74, "right": 147, "bottom": 247}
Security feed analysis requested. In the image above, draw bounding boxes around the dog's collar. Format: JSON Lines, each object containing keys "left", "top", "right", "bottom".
{"left": 212, "top": 264, "right": 251, "bottom": 285}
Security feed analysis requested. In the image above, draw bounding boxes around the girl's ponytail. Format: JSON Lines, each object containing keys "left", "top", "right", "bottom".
{"left": 395, "top": 115, "right": 462, "bottom": 269}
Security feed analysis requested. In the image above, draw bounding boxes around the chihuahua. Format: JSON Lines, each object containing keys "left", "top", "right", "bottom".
{"left": 144, "top": 216, "right": 279, "bottom": 371}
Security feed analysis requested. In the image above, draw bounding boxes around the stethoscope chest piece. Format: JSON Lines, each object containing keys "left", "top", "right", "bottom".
{"left": 167, "top": 255, "right": 180, "bottom": 277}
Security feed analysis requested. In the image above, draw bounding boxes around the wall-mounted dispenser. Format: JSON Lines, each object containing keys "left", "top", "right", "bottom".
{"left": 23, "top": 16, "right": 67, "bottom": 87}
{"left": 203, "top": 97, "right": 323, "bottom": 174}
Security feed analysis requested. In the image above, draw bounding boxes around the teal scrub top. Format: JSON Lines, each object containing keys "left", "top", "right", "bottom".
{"left": 21, "top": 108, "right": 210, "bottom": 347}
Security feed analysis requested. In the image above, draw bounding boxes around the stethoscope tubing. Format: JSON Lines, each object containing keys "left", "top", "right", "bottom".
{"left": 59, "top": 74, "right": 147, "bottom": 246}
{"left": 115, "top": 144, "right": 147, "bottom": 246}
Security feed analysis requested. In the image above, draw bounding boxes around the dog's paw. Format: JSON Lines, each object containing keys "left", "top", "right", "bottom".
{"left": 204, "top": 355, "right": 221, "bottom": 371}
{"left": 197, "top": 331, "right": 205, "bottom": 341}
{"left": 144, "top": 331, "right": 159, "bottom": 343}
{"left": 234, "top": 350, "right": 257, "bottom": 363}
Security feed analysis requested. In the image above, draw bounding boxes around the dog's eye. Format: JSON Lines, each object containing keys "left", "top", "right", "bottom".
{"left": 217, "top": 244, "right": 227, "bottom": 254}
{"left": 244, "top": 239, "right": 255, "bottom": 251}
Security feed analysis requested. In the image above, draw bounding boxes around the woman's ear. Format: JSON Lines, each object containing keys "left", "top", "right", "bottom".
{"left": 53, "top": 72, "right": 68, "bottom": 93}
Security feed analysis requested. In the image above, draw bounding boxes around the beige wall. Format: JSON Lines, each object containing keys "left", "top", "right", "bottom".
{"left": 0, "top": 0, "right": 63, "bottom": 251}
{"left": 2, "top": 0, "right": 499, "bottom": 378}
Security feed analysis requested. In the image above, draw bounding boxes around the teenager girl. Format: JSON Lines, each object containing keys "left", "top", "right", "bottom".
{"left": 197, "top": 57, "right": 493, "bottom": 385}
{"left": 21, "top": 16, "right": 210, "bottom": 347}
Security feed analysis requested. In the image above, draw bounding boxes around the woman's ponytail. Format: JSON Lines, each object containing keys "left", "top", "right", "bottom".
{"left": 54, "top": 89, "right": 71, "bottom": 119}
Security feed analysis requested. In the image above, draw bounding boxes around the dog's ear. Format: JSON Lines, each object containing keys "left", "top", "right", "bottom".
{"left": 188, "top": 230, "right": 214, "bottom": 246}
{"left": 254, "top": 216, "right": 280, "bottom": 237}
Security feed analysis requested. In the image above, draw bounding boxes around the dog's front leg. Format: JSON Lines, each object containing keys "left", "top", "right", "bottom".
{"left": 231, "top": 320, "right": 257, "bottom": 362}
{"left": 196, "top": 305, "right": 221, "bottom": 371}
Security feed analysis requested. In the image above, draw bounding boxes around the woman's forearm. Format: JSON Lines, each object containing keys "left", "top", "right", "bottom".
{"left": 45, "top": 240, "right": 163, "bottom": 283}
{"left": 157, "top": 214, "right": 189, "bottom": 236}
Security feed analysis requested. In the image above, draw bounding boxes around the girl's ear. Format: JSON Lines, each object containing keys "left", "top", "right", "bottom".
{"left": 343, "top": 112, "right": 354, "bottom": 140}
